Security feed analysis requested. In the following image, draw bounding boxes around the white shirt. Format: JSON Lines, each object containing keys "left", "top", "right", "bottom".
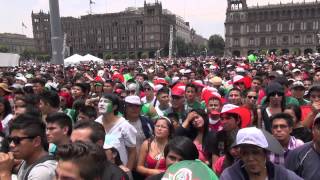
{"left": 96, "top": 117, "right": 137, "bottom": 165}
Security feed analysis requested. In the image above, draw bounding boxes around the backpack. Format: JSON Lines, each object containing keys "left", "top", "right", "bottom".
{"left": 22, "top": 155, "right": 56, "bottom": 180}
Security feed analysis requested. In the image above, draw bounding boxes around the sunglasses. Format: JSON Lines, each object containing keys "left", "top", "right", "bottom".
{"left": 144, "top": 88, "right": 152, "bottom": 91}
{"left": 272, "top": 124, "right": 288, "bottom": 129}
{"left": 7, "top": 136, "right": 36, "bottom": 145}
{"left": 247, "top": 96, "right": 257, "bottom": 99}
{"left": 269, "top": 92, "right": 284, "bottom": 97}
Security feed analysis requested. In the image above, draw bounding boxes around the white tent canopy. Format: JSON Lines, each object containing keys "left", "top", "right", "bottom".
{"left": 64, "top": 54, "right": 85, "bottom": 66}
{"left": 82, "top": 54, "right": 103, "bottom": 64}
{"left": 0, "top": 53, "right": 20, "bottom": 67}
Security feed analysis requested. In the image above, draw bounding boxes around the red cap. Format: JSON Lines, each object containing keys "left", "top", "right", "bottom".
{"left": 221, "top": 104, "right": 251, "bottom": 128}
{"left": 112, "top": 73, "right": 124, "bottom": 83}
{"left": 154, "top": 78, "right": 168, "bottom": 85}
{"left": 171, "top": 83, "right": 186, "bottom": 97}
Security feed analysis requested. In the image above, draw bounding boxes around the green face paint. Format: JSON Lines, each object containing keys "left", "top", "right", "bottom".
{"left": 98, "top": 98, "right": 113, "bottom": 114}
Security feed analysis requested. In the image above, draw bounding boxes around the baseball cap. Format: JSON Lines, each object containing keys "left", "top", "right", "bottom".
{"left": 209, "top": 77, "right": 222, "bottom": 86}
{"left": 124, "top": 95, "right": 142, "bottom": 105}
{"left": 236, "top": 127, "right": 284, "bottom": 155}
{"left": 0, "top": 83, "right": 12, "bottom": 93}
{"left": 291, "top": 81, "right": 305, "bottom": 89}
{"left": 15, "top": 76, "right": 27, "bottom": 84}
{"left": 220, "top": 104, "right": 251, "bottom": 128}
{"left": 127, "top": 83, "right": 137, "bottom": 91}
{"left": 171, "top": 83, "right": 186, "bottom": 97}
{"left": 292, "top": 69, "right": 301, "bottom": 73}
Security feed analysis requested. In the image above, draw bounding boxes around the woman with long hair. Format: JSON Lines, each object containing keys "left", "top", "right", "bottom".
{"left": 284, "top": 104, "right": 312, "bottom": 142}
{"left": 258, "top": 82, "right": 286, "bottom": 132}
{"left": 0, "top": 97, "right": 13, "bottom": 134}
{"left": 175, "top": 109, "right": 216, "bottom": 169}
{"left": 136, "top": 117, "right": 174, "bottom": 177}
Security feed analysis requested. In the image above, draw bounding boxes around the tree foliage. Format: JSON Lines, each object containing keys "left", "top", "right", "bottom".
{"left": 174, "top": 37, "right": 207, "bottom": 57}
{"left": 20, "top": 49, "right": 37, "bottom": 60}
{"left": 0, "top": 45, "right": 9, "bottom": 53}
{"left": 208, "top": 34, "right": 225, "bottom": 56}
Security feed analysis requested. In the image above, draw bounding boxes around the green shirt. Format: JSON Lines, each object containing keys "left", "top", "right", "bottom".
{"left": 260, "top": 96, "right": 300, "bottom": 107}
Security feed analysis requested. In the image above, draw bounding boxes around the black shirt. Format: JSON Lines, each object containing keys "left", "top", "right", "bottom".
{"left": 102, "top": 161, "right": 129, "bottom": 180}
{"left": 291, "top": 127, "right": 313, "bottom": 143}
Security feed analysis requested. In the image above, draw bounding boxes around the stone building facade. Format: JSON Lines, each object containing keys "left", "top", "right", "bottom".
{"left": 225, "top": 0, "right": 320, "bottom": 57}
{"left": 0, "top": 33, "right": 35, "bottom": 54}
{"left": 32, "top": 1, "right": 206, "bottom": 59}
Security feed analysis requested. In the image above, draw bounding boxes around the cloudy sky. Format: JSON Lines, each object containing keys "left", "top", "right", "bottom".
{"left": 0, "top": 0, "right": 316, "bottom": 39}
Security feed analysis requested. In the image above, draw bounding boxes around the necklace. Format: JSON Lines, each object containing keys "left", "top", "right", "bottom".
{"left": 154, "top": 139, "right": 165, "bottom": 160}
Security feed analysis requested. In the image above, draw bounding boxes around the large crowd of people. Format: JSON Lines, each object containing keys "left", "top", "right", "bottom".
{"left": 0, "top": 54, "right": 320, "bottom": 179}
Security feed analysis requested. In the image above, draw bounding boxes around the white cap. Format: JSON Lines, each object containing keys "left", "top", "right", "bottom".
{"left": 127, "top": 83, "right": 137, "bottom": 91}
{"left": 15, "top": 76, "right": 27, "bottom": 83}
{"left": 236, "top": 127, "right": 268, "bottom": 149}
{"left": 154, "top": 84, "right": 164, "bottom": 91}
{"left": 292, "top": 69, "right": 301, "bottom": 73}
{"left": 221, "top": 104, "right": 239, "bottom": 114}
{"left": 233, "top": 75, "right": 244, "bottom": 83}
{"left": 124, "top": 95, "right": 142, "bottom": 105}
{"left": 185, "top": 69, "right": 192, "bottom": 74}
{"left": 172, "top": 76, "right": 180, "bottom": 84}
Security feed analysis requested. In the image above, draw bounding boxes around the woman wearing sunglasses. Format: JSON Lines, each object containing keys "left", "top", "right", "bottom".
{"left": 258, "top": 82, "right": 287, "bottom": 132}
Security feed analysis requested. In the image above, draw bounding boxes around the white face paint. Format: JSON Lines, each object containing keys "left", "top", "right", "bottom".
{"left": 97, "top": 70, "right": 104, "bottom": 77}
{"left": 98, "top": 97, "right": 113, "bottom": 114}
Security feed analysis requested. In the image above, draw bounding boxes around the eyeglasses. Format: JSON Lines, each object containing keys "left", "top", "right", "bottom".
{"left": 269, "top": 92, "right": 284, "bottom": 97}
{"left": 145, "top": 88, "right": 152, "bottom": 91}
{"left": 155, "top": 125, "right": 168, "bottom": 129}
{"left": 7, "top": 136, "right": 36, "bottom": 145}
{"left": 272, "top": 124, "right": 288, "bottom": 129}
{"left": 247, "top": 96, "right": 257, "bottom": 99}
{"left": 128, "top": 90, "right": 136, "bottom": 94}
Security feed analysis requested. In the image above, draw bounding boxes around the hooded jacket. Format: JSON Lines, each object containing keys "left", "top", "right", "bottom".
{"left": 220, "top": 160, "right": 303, "bottom": 180}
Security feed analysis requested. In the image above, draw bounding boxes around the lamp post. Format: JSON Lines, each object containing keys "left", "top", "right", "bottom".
{"left": 317, "top": 33, "right": 320, "bottom": 53}
{"left": 204, "top": 48, "right": 207, "bottom": 58}
{"left": 49, "top": 0, "right": 63, "bottom": 65}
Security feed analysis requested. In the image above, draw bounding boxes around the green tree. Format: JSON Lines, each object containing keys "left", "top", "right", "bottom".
{"left": 129, "top": 52, "right": 137, "bottom": 59}
{"left": 104, "top": 52, "right": 112, "bottom": 60}
{"left": 208, "top": 34, "right": 225, "bottom": 56}
{"left": 20, "top": 49, "right": 37, "bottom": 60}
{"left": 120, "top": 52, "right": 128, "bottom": 59}
{"left": 175, "top": 37, "right": 188, "bottom": 57}
{"left": 0, "top": 45, "right": 9, "bottom": 53}
{"left": 141, "top": 51, "right": 149, "bottom": 59}
{"left": 36, "top": 54, "right": 51, "bottom": 62}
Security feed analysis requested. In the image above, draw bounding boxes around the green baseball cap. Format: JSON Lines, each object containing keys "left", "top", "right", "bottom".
{"left": 162, "top": 160, "right": 219, "bottom": 180}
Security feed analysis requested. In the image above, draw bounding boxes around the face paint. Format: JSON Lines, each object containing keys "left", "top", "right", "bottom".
{"left": 98, "top": 97, "right": 113, "bottom": 114}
